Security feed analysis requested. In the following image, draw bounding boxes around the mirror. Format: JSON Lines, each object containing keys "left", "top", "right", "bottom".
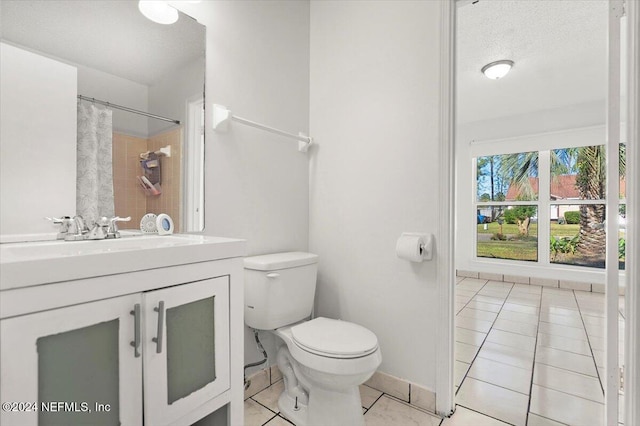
{"left": 0, "top": 0, "right": 205, "bottom": 233}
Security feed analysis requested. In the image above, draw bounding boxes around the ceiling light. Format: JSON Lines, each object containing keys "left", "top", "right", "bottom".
{"left": 481, "top": 60, "right": 514, "bottom": 80}
{"left": 139, "top": 1, "right": 179, "bottom": 25}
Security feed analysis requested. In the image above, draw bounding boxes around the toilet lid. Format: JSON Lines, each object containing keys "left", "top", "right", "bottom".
{"left": 291, "top": 317, "right": 378, "bottom": 358}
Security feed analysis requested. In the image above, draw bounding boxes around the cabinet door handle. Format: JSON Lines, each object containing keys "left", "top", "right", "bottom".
{"left": 152, "top": 301, "right": 165, "bottom": 354}
{"left": 130, "top": 304, "right": 141, "bottom": 358}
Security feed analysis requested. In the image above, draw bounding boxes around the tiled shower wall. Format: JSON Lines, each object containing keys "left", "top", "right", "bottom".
{"left": 112, "top": 128, "right": 181, "bottom": 231}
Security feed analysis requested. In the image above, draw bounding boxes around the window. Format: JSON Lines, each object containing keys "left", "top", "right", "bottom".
{"left": 474, "top": 142, "right": 625, "bottom": 270}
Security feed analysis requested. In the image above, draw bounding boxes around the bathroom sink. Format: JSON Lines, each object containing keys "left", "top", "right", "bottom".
{"left": 0, "top": 234, "right": 245, "bottom": 290}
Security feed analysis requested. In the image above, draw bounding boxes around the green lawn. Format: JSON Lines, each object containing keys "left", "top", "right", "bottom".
{"left": 476, "top": 222, "right": 579, "bottom": 262}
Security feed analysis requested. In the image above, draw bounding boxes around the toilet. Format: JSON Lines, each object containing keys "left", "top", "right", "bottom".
{"left": 244, "top": 252, "right": 382, "bottom": 426}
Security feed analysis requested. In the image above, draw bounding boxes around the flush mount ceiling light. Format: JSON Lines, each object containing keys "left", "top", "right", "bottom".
{"left": 138, "top": 1, "right": 178, "bottom": 25}
{"left": 481, "top": 60, "right": 514, "bottom": 80}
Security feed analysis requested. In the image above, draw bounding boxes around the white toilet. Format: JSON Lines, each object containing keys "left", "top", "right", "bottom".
{"left": 244, "top": 252, "right": 382, "bottom": 426}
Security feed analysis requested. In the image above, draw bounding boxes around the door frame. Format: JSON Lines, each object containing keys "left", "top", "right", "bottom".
{"left": 438, "top": 0, "right": 640, "bottom": 423}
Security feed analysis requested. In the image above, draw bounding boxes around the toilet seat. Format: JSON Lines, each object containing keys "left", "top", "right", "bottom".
{"left": 291, "top": 317, "right": 378, "bottom": 359}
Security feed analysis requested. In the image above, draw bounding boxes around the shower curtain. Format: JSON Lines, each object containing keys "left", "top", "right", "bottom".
{"left": 76, "top": 101, "right": 114, "bottom": 225}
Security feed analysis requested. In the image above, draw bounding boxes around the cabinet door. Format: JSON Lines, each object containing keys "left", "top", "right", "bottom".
{"left": 0, "top": 294, "right": 143, "bottom": 426}
{"left": 143, "top": 276, "right": 230, "bottom": 426}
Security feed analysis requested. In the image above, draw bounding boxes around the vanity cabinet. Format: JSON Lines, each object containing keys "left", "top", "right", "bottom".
{"left": 0, "top": 241, "right": 245, "bottom": 426}
{"left": 1, "top": 294, "right": 143, "bottom": 426}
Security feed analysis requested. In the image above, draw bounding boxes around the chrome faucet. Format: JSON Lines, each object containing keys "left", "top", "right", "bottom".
{"left": 45, "top": 216, "right": 73, "bottom": 240}
{"left": 105, "top": 216, "right": 131, "bottom": 239}
{"left": 65, "top": 215, "right": 88, "bottom": 241}
{"left": 47, "top": 215, "right": 130, "bottom": 241}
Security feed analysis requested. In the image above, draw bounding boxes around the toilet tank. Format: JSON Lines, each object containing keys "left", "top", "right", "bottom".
{"left": 244, "top": 252, "right": 319, "bottom": 330}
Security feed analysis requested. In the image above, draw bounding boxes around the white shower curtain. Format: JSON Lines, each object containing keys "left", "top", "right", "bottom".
{"left": 76, "top": 101, "right": 114, "bottom": 225}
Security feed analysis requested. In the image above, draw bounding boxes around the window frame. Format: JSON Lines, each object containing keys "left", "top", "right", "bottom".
{"left": 465, "top": 125, "right": 618, "bottom": 281}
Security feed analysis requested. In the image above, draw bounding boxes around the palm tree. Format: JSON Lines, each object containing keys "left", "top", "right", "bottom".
{"left": 500, "top": 145, "right": 626, "bottom": 261}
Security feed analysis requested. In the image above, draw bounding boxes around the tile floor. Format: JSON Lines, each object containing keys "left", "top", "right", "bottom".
{"left": 244, "top": 277, "right": 623, "bottom": 426}
{"left": 454, "top": 276, "right": 624, "bottom": 426}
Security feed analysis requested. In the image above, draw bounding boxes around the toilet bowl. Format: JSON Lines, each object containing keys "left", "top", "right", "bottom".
{"left": 244, "top": 252, "right": 382, "bottom": 426}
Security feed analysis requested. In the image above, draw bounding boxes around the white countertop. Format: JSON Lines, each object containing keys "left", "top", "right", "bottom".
{"left": 0, "top": 233, "right": 246, "bottom": 291}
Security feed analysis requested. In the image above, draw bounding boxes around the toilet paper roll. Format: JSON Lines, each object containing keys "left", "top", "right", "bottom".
{"left": 396, "top": 233, "right": 425, "bottom": 262}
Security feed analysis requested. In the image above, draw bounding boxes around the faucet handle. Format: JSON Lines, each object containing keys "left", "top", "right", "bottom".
{"left": 45, "top": 216, "right": 72, "bottom": 239}
{"left": 105, "top": 216, "right": 131, "bottom": 239}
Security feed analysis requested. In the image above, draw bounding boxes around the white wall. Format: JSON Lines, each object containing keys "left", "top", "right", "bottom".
{"left": 77, "top": 65, "right": 149, "bottom": 138}
{"left": 148, "top": 57, "right": 205, "bottom": 136}
{"left": 309, "top": 1, "right": 443, "bottom": 390}
{"left": 0, "top": 43, "right": 77, "bottom": 237}
{"left": 172, "top": 1, "right": 310, "bottom": 372}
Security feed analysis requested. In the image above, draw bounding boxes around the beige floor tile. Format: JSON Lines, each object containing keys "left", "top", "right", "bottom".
{"left": 473, "top": 294, "right": 506, "bottom": 305}
{"left": 467, "top": 357, "right": 532, "bottom": 395}
{"left": 538, "top": 322, "right": 587, "bottom": 340}
{"left": 536, "top": 332, "right": 591, "bottom": 356}
{"left": 252, "top": 380, "right": 284, "bottom": 413}
{"left": 478, "top": 288, "right": 511, "bottom": 298}
{"left": 493, "top": 318, "right": 538, "bottom": 337}
{"left": 456, "top": 341, "right": 480, "bottom": 363}
{"left": 507, "top": 296, "right": 541, "bottom": 308}
{"left": 592, "top": 349, "right": 605, "bottom": 368}
{"left": 497, "top": 310, "right": 539, "bottom": 325}
{"left": 539, "top": 306, "right": 581, "bottom": 318}
{"left": 458, "top": 307, "right": 498, "bottom": 322}
{"left": 456, "top": 378, "right": 528, "bottom": 426}
{"left": 581, "top": 313, "right": 605, "bottom": 326}
{"left": 457, "top": 316, "right": 493, "bottom": 333}
{"left": 364, "top": 396, "right": 441, "bottom": 426}
{"left": 542, "top": 299, "right": 578, "bottom": 310}
{"left": 584, "top": 322, "right": 605, "bottom": 338}
{"left": 535, "top": 346, "right": 598, "bottom": 377}
{"left": 245, "top": 369, "right": 271, "bottom": 399}
{"left": 455, "top": 361, "right": 470, "bottom": 387}
{"left": 360, "top": 384, "right": 383, "bottom": 409}
{"left": 533, "top": 363, "right": 603, "bottom": 403}
{"left": 589, "top": 335, "right": 605, "bottom": 351}
{"left": 579, "top": 306, "right": 605, "bottom": 317}
{"left": 484, "top": 280, "right": 514, "bottom": 290}
{"left": 530, "top": 385, "right": 604, "bottom": 426}
{"left": 477, "top": 342, "right": 534, "bottom": 369}
{"left": 502, "top": 303, "right": 539, "bottom": 315}
{"left": 486, "top": 329, "right": 536, "bottom": 352}
{"left": 456, "top": 295, "right": 472, "bottom": 305}
{"left": 539, "top": 312, "right": 583, "bottom": 328}
{"left": 443, "top": 406, "right": 510, "bottom": 425}
{"left": 542, "top": 287, "right": 573, "bottom": 296}
{"left": 526, "top": 413, "right": 567, "bottom": 425}
{"left": 466, "top": 300, "right": 503, "bottom": 313}
{"left": 244, "top": 399, "right": 276, "bottom": 426}
{"left": 457, "top": 289, "right": 479, "bottom": 298}
{"left": 512, "top": 283, "right": 542, "bottom": 294}
{"left": 456, "top": 303, "right": 467, "bottom": 314}
{"left": 264, "top": 415, "right": 293, "bottom": 426}
{"left": 456, "top": 327, "right": 487, "bottom": 346}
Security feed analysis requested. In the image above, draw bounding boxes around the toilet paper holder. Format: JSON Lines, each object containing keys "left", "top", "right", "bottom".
{"left": 396, "top": 232, "right": 433, "bottom": 262}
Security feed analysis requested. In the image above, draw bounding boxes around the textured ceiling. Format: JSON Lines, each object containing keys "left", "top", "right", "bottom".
{"left": 0, "top": 0, "right": 205, "bottom": 86}
{"left": 456, "top": 0, "right": 608, "bottom": 125}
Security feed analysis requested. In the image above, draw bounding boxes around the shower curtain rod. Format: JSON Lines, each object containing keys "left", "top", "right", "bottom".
{"left": 77, "top": 95, "right": 181, "bottom": 125}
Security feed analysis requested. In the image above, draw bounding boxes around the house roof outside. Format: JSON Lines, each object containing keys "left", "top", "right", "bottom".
{"left": 505, "top": 175, "right": 626, "bottom": 200}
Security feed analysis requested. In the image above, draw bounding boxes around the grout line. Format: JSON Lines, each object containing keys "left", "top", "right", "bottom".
{"left": 572, "top": 288, "right": 606, "bottom": 395}
{"left": 455, "top": 403, "right": 517, "bottom": 426}
{"left": 461, "top": 376, "right": 530, "bottom": 397}
{"left": 455, "top": 280, "right": 516, "bottom": 395}
{"left": 532, "top": 381, "right": 605, "bottom": 405}
{"left": 523, "top": 284, "right": 544, "bottom": 426}
{"left": 534, "top": 359, "right": 599, "bottom": 378}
